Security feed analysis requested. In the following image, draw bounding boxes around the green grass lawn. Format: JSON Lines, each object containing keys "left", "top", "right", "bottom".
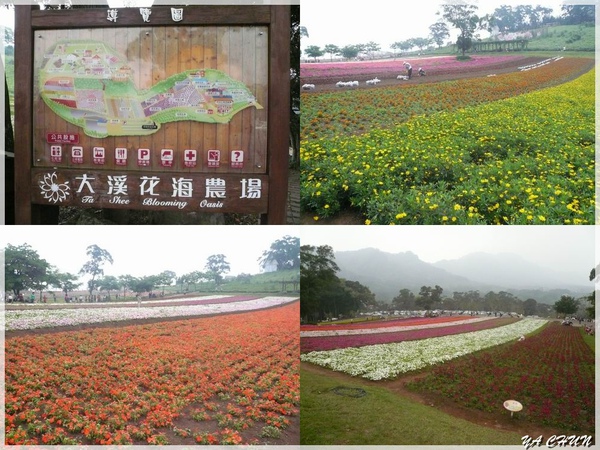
{"left": 300, "top": 365, "right": 523, "bottom": 445}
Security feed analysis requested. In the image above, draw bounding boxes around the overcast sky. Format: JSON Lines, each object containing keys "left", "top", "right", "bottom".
{"left": 300, "top": 225, "right": 597, "bottom": 285}
{"left": 2, "top": 226, "right": 300, "bottom": 282}
{"left": 301, "top": 0, "right": 570, "bottom": 52}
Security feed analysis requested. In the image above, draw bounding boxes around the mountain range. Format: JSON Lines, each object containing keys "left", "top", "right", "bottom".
{"left": 334, "top": 248, "right": 592, "bottom": 304}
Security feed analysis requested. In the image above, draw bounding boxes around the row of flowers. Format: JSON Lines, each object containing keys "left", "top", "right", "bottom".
{"left": 300, "top": 314, "right": 481, "bottom": 332}
{"left": 300, "top": 55, "right": 530, "bottom": 80}
{"left": 301, "top": 316, "right": 494, "bottom": 337}
{"left": 407, "top": 323, "right": 594, "bottom": 433}
{"left": 300, "top": 319, "right": 547, "bottom": 380}
{"left": 301, "top": 57, "right": 592, "bottom": 140}
{"left": 5, "top": 302, "right": 300, "bottom": 445}
{"left": 302, "top": 68, "right": 594, "bottom": 224}
{"left": 6, "top": 295, "right": 255, "bottom": 309}
{"left": 4, "top": 296, "right": 298, "bottom": 330}
{"left": 301, "top": 317, "right": 516, "bottom": 353}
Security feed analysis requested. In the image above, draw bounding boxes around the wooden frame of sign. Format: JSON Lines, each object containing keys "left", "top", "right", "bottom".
{"left": 14, "top": 5, "right": 290, "bottom": 224}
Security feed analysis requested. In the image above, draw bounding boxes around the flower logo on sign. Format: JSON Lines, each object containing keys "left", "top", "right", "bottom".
{"left": 39, "top": 172, "right": 70, "bottom": 203}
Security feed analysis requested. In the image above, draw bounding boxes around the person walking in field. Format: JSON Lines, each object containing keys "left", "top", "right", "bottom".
{"left": 403, "top": 62, "right": 413, "bottom": 79}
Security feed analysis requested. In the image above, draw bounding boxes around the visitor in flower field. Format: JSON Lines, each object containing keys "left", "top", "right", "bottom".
{"left": 404, "top": 62, "right": 412, "bottom": 79}
{"left": 418, "top": 67, "right": 426, "bottom": 76}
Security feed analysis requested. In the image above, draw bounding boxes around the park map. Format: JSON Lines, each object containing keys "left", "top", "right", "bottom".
{"left": 39, "top": 40, "right": 263, "bottom": 138}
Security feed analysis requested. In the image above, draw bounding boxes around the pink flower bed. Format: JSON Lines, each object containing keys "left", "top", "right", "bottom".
{"left": 300, "top": 317, "right": 517, "bottom": 353}
{"left": 301, "top": 55, "right": 530, "bottom": 81}
{"left": 301, "top": 315, "right": 477, "bottom": 332}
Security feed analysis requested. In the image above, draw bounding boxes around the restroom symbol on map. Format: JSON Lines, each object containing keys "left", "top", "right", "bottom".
{"left": 115, "top": 147, "right": 128, "bottom": 166}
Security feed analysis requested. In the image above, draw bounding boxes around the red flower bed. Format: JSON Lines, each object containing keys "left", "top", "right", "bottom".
{"left": 5, "top": 302, "right": 299, "bottom": 445}
{"left": 301, "top": 315, "right": 479, "bottom": 332}
{"left": 301, "top": 317, "right": 516, "bottom": 353}
{"left": 407, "top": 323, "right": 595, "bottom": 433}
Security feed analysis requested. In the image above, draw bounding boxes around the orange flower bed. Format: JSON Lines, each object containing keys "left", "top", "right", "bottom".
{"left": 5, "top": 302, "right": 299, "bottom": 445}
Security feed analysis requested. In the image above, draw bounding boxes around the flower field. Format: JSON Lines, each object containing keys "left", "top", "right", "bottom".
{"left": 5, "top": 301, "right": 300, "bottom": 445}
{"left": 300, "top": 319, "right": 547, "bottom": 380}
{"left": 301, "top": 317, "right": 517, "bottom": 353}
{"left": 301, "top": 54, "right": 534, "bottom": 82}
{"left": 301, "top": 57, "right": 591, "bottom": 140}
{"left": 301, "top": 66, "right": 595, "bottom": 224}
{"left": 4, "top": 296, "right": 297, "bottom": 330}
{"left": 300, "top": 314, "right": 484, "bottom": 332}
{"left": 407, "top": 322, "right": 595, "bottom": 433}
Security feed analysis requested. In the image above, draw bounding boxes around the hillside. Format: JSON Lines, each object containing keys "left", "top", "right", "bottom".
{"left": 334, "top": 248, "right": 591, "bottom": 304}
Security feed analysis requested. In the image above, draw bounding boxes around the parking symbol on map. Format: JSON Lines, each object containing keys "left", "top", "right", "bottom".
{"left": 137, "top": 148, "right": 151, "bottom": 167}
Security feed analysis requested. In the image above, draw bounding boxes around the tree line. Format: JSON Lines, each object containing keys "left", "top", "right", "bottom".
{"left": 303, "top": 4, "right": 595, "bottom": 61}
{"left": 4, "top": 235, "right": 300, "bottom": 302}
{"left": 300, "top": 244, "right": 596, "bottom": 323}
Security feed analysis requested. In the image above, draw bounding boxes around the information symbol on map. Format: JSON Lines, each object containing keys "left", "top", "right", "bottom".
{"left": 93, "top": 147, "right": 106, "bottom": 165}
{"left": 184, "top": 149, "right": 197, "bottom": 168}
{"left": 71, "top": 146, "right": 83, "bottom": 164}
{"left": 50, "top": 145, "right": 62, "bottom": 163}
{"left": 207, "top": 150, "right": 220, "bottom": 168}
{"left": 161, "top": 149, "right": 174, "bottom": 168}
{"left": 230, "top": 150, "right": 244, "bottom": 169}
{"left": 137, "top": 148, "right": 151, "bottom": 167}
{"left": 115, "top": 147, "right": 128, "bottom": 166}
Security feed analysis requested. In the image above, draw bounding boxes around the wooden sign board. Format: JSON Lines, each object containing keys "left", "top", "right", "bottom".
{"left": 14, "top": 5, "right": 290, "bottom": 223}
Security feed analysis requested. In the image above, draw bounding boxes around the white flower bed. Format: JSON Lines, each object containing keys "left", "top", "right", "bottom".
{"left": 300, "top": 319, "right": 547, "bottom": 380}
{"left": 300, "top": 316, "right": 495, "bottom": 337}
{"left": 4, "top": 296, "right": 298, "bottom": 331}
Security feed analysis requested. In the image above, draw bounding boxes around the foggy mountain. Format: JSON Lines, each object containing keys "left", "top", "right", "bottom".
{"left": 334, "top": 248, "right": 591, "bottom": 304}
{"left": 432, "top": 252, "right": 589, "bottom": 290}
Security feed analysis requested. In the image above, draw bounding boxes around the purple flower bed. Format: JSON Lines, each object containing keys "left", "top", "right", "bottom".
{"left": 301, "top": 55, "right": 529, "bottom": 80}
{"left": 300, "top": 317, "right": 517, "bottom": 353}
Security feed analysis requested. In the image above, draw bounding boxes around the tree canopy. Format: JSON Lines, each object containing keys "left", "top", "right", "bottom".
{"left": 259, "top": 235, "right": 300, "bottom": 272}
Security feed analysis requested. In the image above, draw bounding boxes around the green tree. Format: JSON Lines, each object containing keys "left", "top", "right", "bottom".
{"left": 118, "top": 274, "right": 135, "bottom": 298}
{"left": 561, "top": 5, "right": 594, "bottom": 25}
{"left": 154, "top": 270, "right": 176, "bottom": 295}
{"left": 523, "top": 298, "right": 538, "bottom": 316}
{"left": 4, "top": 243, "right": 52, "bottom": 297}
{"left": 304, "top": 45, "right": 324, "bottom": 62}
{"left": 416, "top": 285, "right": 443, "bottom": 311}
{"left": 412, "top": 37, "right": 431, "bottom": 52}
{"left": 54, "top": 271, "right": 81, "bottom": 300}
{"left": 205, "top": 254, "right": 230, "bottom": 285}
{"left": 97, "top": 275, "right": 121, "bottom": 300}
{"left": 440, "top": 3, "right": 480, "bottom": 56}
{"left": 259, "top": 235, "right": 300, "bottom": 271}
{"left": 553, "top": 295, "right": 579, "bottom": 317}
{"left": 79, "top": 244, "right": 113, "bottom": 297}
{"left": 300, "top": 244, "right": 340, "bottom": 322}
{"left": 342, "top": 279, "right": 377, "bottom": 313}
{"left": 323, "top": 44, "right": 340, "bottom": 61}
{"left": 363, "top": 41, "right": 381, "bottom": 59}
{"left": 392, "top": 288, "right": 416, "bottom": 310}
{"left": 340, "top": 45, "right": 360, "bottom": 60}
{"left": 429, "top": 21, "right": 450, "bottom": 48}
